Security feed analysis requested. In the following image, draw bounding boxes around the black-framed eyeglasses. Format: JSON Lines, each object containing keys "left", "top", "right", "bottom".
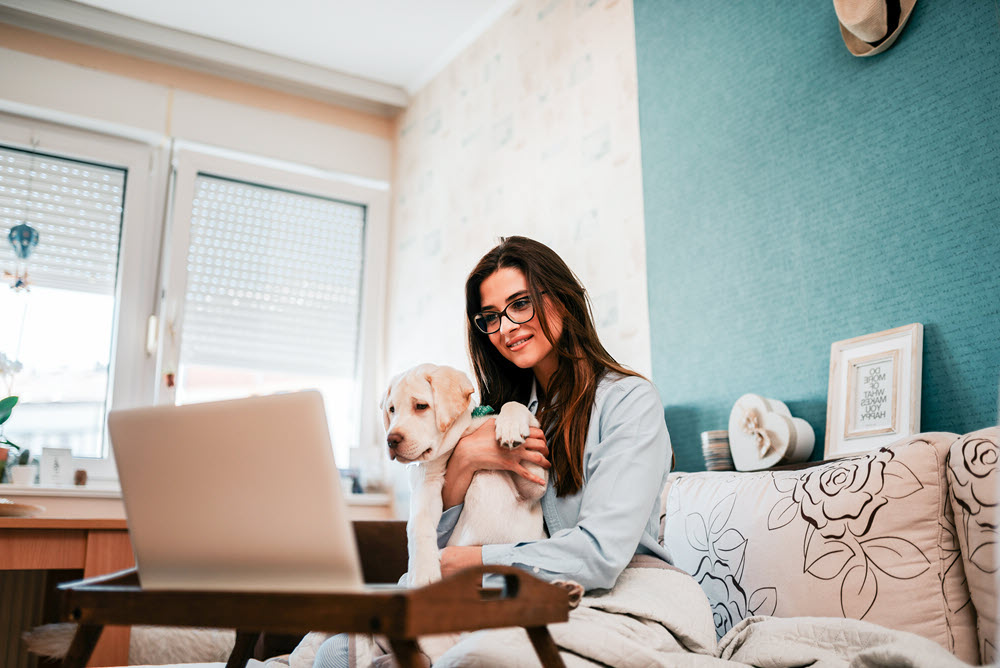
{"left": 473, "top": 295, "right": 535, "bottom": 334}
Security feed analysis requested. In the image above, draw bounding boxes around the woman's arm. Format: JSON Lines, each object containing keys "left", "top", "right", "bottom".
{"left": 442, "top": 419, "right": 549, "bottom": 509}
{"left": 440, "top": 545, "right": 483, "bottom": 577}
{"left": 481, "top": 379, "right": 672, "bottom": 591}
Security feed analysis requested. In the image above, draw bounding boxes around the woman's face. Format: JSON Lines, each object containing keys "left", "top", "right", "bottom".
{"left": 478, "top": 267, "right": 562, "bottom": 388}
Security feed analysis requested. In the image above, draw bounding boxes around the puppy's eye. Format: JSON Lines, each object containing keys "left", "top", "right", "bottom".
{"left": 388, "top": 406, "right": 395, "bottom": 414}
{"left": 414, "top": 403, "right": 429, "bottom": 411}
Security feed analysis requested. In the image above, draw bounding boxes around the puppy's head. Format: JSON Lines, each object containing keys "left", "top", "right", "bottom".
{"left": 380, "top": 364, "right": 475, "bottom": 463}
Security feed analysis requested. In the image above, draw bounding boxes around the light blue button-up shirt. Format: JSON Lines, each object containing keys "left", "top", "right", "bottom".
{"left": 437, "top": 372, "right": 673, "bottom": 592}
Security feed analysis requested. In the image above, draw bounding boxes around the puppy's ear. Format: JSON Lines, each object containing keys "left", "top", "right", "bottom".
{"left": 379, "top": 373, "right": 401, "bottom": 433}
{"left": 427, "top": 366, "right": 475, "bottom": 434}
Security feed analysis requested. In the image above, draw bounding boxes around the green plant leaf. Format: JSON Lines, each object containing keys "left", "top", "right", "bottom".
{"left": 0, "top": 396, "right": 18, "bottom": 425}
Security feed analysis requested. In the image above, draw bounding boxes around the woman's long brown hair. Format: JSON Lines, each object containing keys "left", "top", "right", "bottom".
{"left": 465, "top": 236, "right": 641, "bottom": 496}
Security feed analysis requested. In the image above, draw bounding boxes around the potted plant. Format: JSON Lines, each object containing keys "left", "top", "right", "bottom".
{"left": 0, "top": 352, "right": 29, "bottom": 483}
{"left": 0, "top": 396, "right": 30, "bottom": 483}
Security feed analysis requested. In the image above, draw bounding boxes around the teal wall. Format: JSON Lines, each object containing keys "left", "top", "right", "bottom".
{"left": 634, "top": 1, "right": 1000, "bottom": 472}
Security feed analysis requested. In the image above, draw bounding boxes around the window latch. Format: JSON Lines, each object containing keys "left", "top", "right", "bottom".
{"left": 145, "top": 314, "right": 158, "bottom": 355}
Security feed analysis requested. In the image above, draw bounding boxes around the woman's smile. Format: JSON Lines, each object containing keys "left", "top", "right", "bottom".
{"left": 505, "top": 334, "right": 533, "bottom": 351}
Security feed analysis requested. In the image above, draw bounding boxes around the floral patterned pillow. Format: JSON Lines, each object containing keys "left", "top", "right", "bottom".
{"left": 660, "top": 432, "right": 979, "bottom": 665}
{"left": 947, "top": 427, "right": 998, "bottom": 666}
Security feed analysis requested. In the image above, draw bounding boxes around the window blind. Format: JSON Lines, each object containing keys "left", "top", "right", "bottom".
{"left": 0, "top": 145, "right": 125, "bottom": 295}
{"left": 179, "top": 174, "right": 366, "bottom": 377}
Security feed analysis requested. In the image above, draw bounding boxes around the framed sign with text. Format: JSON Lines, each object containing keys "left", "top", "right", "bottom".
{"left": 40, "top": 446, "right": 74, "bottom": 486}
{"left": 825, "top": 324, "right": 923, "bottom": 459}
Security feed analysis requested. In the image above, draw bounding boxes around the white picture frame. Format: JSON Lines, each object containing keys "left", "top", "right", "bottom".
{"left": 40, "top": 447, "right": 73, "bottom": 486}
{"left": 825, "top": 324, "right": 923, "bottom": 459}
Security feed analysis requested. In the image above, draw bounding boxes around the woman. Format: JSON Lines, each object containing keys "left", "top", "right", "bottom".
{"left": 437, "top": 235, "right": 673, "bottom": 591}
{"left": 315, "top": 236, "right": 674, "bottom": 667}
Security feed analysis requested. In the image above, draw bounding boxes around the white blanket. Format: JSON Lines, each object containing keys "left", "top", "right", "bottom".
{"left": 332, "top": 556, "right": 723, "bottom": 668}
{"left": 715, "top": 615, "right": 974, "bottom": 668}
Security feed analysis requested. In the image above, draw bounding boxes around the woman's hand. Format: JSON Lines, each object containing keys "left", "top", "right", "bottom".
{"left": 442, "top": 419, "right": 549, "bottom": 509}
{"left": 440, "top": 545, "right": 483, "bottom": 578}
{"left": 456, "top": 419, "right": 550, "bottom": 482}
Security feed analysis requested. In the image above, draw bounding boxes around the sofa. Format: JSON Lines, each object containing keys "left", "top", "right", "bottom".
{"left": 659, "top": 426, "right": 998, "bottom": 667}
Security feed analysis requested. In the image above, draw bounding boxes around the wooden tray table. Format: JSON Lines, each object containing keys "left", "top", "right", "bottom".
{"left": 57, "top": 565, "right": 569, "bottom": 668}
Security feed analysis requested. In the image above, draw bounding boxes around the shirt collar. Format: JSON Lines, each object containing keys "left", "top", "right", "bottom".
{"left": 528, "top": 378, "right": 539, "bottom": 415}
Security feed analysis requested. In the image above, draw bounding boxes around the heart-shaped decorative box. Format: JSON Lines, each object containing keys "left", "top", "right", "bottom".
{"left": 728, "top": 393, "right": 815, "bottom": 471}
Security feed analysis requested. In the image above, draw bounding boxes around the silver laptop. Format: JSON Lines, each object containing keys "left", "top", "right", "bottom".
{"left": 108, "top": 390, "right": 365, "bottom": 592}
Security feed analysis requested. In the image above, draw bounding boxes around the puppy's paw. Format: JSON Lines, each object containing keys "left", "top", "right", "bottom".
{"left": 495, "top": 402, "right": 533, "bottom": 448}
{"left": 495, "top": 420, "right": 529, "bottom": 449}
{"left": 408, "top": 563, "right": 442, "bottom": 588}
{"left": 21, "top": 623, "right": 76, "bottom": 659}
{"left": 551, "top": 580, "right": 585, "bottom": 609}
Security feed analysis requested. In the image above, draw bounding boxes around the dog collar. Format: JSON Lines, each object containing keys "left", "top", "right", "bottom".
{"left": 471, "top": 405, "right": 495, "bottom": 418}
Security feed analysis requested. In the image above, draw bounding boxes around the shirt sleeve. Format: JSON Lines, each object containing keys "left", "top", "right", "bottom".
{"left": 481, "top": 379, "right": 671, "bottom": 591}
{"left": 437, "top": 503, "right": 463, "bottom": 548}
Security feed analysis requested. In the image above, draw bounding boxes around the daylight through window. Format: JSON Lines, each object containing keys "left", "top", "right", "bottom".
{"left": 0, "top": 145, "right": 125, "bottom": 459}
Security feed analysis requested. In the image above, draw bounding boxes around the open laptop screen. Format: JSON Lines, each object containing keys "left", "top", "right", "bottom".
{"left": 108, "top": 391, "right": 364, "bottom": 592}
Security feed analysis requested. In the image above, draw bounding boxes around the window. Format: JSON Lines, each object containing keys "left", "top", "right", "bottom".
{"left": 172, "top": 173, "right": 366, "bottom": 458}
{"left": 0, "top": 114, "right": 162, "bottom": 480}
{"left": 158, "top": 146, "right": 387, "bottom": 466}
{"left": 0, "top": 115, "right": 387, "bottom": 482}
{"left": 0, "top": 145, "right": 125, "bottom": 458}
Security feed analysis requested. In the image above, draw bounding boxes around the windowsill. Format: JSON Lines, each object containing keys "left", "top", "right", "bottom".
{"left": 0, "top": 482, "right": 392, "bottom": 506}
{"left": 0, "top": 482, "right": 122, "bottom": 498}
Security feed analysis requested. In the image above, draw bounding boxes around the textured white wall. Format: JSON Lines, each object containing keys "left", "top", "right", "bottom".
{"left": 384, "top": 0, "right": 650, "bottom": 385}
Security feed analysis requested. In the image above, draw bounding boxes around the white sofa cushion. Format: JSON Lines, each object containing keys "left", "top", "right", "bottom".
{"left": 660, "top": 432, "right": 979, "bottom": 664}
{"left": 947, "top": 426, "right": 999, "bottom": 665}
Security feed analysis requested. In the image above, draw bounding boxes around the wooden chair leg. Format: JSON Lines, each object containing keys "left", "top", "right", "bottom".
{"left": 525, "top": 626, "right": 565, "bottom": 668}
{"left": 225, "top": 630, "right": 260, "bottom": 668}
{"left": 386, "top": 637, "right": 428, "bottom": 668}
{"left": 60, "top": 624, "right": 103, "bottom": 668}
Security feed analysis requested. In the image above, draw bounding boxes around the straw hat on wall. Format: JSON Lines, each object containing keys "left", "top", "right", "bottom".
{"left": 833, "top": 0, "right": 917, "bottom": 57}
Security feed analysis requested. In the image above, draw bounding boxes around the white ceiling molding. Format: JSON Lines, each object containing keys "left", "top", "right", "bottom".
{"left": 0, "top": 0, "right": 409, "bottom": 117}
{"left": 405, "top": 0, "right": 517, "bottom": 95}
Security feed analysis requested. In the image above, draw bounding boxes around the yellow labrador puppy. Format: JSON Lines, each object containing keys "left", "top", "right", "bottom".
{"left": 381, "top": 363, "right": 547, "bottom": 587}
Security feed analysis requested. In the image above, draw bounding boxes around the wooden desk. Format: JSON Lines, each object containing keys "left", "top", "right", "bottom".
{"left": 0, "top": 518, "right": 134, "bottom": 667}
{"left": 0, "top": 496, "right": 395, "bottom": 667}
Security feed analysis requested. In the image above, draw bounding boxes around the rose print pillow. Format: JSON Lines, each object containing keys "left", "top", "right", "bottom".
{"left": 947, "top": 427, "right": 999, "bottom": 665}
{"left": 661, "top": 432, "right": 979, "bottom": 665}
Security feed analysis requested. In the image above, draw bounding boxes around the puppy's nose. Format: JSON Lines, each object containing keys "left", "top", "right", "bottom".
{"left": 386, "top": 431, "right": 403, "bottom": 450}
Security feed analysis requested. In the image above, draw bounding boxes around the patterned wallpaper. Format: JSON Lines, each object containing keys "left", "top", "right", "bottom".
{"left": 384, "top": 0, "right": 651, "bottom": 384}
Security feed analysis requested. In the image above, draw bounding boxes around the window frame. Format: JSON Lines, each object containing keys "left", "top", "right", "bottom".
{"left": 0, "top": 111, "right": 168, "bottom": 481}
{"left": 156, "top": 142, "right": 389, "bottom": 466}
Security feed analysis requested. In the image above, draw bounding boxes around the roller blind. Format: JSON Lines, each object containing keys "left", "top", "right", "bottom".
{"left": 0, "top": 145, "right": 125, "bottom": 295}
{"left": 178, "top": 174, "right": 366, "bottom": 377}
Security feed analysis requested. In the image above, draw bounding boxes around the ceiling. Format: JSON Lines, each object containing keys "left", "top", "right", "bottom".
{"left": 0, "top": 0, "right": 517, "bottom": 113}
